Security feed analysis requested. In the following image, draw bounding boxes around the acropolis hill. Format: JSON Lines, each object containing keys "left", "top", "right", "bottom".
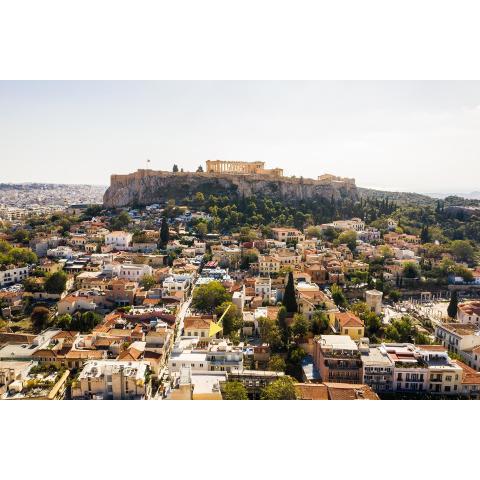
{"left": 103, "top": 160, "right": 358, "bottom": 208}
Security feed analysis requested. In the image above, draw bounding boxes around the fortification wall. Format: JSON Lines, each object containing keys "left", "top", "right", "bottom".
{"left": 103, "top": 169, "right": 358, "bottom": 208}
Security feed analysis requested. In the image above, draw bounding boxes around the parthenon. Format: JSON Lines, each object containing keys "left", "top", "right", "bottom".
{"left": 206, "top": 160, "right": 284, "bottom": 177}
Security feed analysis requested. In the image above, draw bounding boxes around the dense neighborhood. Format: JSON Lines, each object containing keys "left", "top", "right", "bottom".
{"left": 1, "top": 161, "right": 480, "bottom": 400}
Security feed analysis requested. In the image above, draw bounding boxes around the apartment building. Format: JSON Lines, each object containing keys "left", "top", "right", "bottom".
{"left": 168, "top": 338, "right": 243, "bottom": 375}
{"left": 360, "top": 344, "right": 394, "bottom": 392}
{"left": 254, "top": 277, "right": 272, "bottom": 301}
{"left": 257, "top": 255, "right": 281, "bottom": 275}
{"left": 313, "top": 335, "right": 362, "bottom": 384}
{"left": 384, "top": 344, "right": 428, "bottom": 393}
{"left": 420, "top": 345, "right": 463, "bottom": 395}
{"left": 73, "top": 360, "right": 150, "bottom": 400}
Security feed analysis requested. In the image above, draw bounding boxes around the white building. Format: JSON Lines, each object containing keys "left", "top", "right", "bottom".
{"left": 255, "top": 277, "right": 272, "bottom": 300}
{"left": 168, "top": 338, "right": 243, "bottom": 375}
{"left": 457, "top": 301, "right": 480, "bottom": 325}
{"left": 103, "top": 263, "right": 153, "bottom": 281}
{"left": 105, "top": 231, "right": 133, "bottom": 251}
{"left": 162, "top": 274, "right": 193, "bottom": 298}
{"left": 47, "top": 246, "right": 74, "bottom": 259}
{"left": 0, "top": 265, "right": 31, "bottom": 287}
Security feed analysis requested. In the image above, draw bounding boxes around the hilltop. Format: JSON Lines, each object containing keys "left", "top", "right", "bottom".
{"left": 103, "top": 164, "right": 358, "bottom": 208}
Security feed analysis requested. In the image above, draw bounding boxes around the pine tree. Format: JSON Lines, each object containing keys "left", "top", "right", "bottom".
{"left": 447, "top": 291, "right": 459, "bottom": 319}
{"left": 282, "top": 272, "right": 298, "bottom": 314}
{"left": 172, "top": 164, "right": 179, "bottom": 172}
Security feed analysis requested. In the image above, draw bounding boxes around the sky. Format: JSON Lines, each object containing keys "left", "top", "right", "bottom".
{"left": 1, "top": 80, "right": 480, "bottom": 194}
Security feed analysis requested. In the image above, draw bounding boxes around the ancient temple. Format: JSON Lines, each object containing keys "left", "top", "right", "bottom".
{"left": 205, "top": 160, "right": 283, "bottom": 177}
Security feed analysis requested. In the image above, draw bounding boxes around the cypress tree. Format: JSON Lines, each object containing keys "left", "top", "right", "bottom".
{"left": 159, "top": 217, "right": 169, "bottom": 247}
{"left": 283, "top": 271, "right": 298, "bottom": 314}
{"left": 447, "top": 291, "right": 459, "bottom": 319}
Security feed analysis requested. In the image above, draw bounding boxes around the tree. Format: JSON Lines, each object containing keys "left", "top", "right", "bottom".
{"left": 196, "top": 222, "right": 208, "bottom": 238}
{"left": 291, "top": 313, "right": 309, "bottom": 338}
{"left": 222, "top": 381, "right": 248, "bottom": 400}
{"left": 260, "top": 376, "right": 297, "bottom": 400}
{"left": 338, "top": 229, "right": 357, "bottom": 251}
{"left": 451, "top": 240, "right": 475, "bottom": 264}
{"left": 322, "top": 226, "right": 339, "bottom": 242}
{"left": 172, "top": 164, "right": 179, "bottom": 172}
{"left": 420, "top": 225, "right": 431, "bottom": 244}
{"left": 109, "top": 211, "right": 131, "bottom": 231}
{"left": 44, "top": 271, "right": 68, "bottom": 294}
{"left": 194, "top": 191, "right": 205, "bottom": 203}
{"left": 448, "top": 291, "right": 459, "bottom": 319}
{"left": 403, "top": 262, "right": 420, "bottom": 279}
{"left": 215, "top": 301, "right": 242, "bottom": 337}
{"left": 55, "top": 313, "right": 72, "bottom": 330}
{"left": 282, "top": 272, "right": 298, "bottom": 313}
{"left": 268, "top": 355, "right": 286, "bottom": 372}
{"left": 196, "top": 165, "right": 204, "bottom": 173}
{"left": 311, "top": 310, "right": 330, "bottom": 335}
{"left": 454, "top": 264, "right": 474, "bottom": 282}
{"left": 331, "top": 284, "right": 347, "bottom": 308}
{"left": 277, "top": 306, "right": 290, "bottom": 344}
{"left": 257, "top": 316, "right": 284, "bottom": 351}
{"left": 31, "top": 306, "right": 51, "bottom": 332}
{"left": 70, "top": 311, "right": 103, "bottom": 332}
{"left": 159, "top": 217, "right": 170, "bottom": 247}
{"left": 140, "top": 274, "right": 156, "bottom": 290}
{"left": 306, "top": 226, "right": 322, "bottom": 239}
{"left": 192, "top": 281, "right": 231, "bottom": 312}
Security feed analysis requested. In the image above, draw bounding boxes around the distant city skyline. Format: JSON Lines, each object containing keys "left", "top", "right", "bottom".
{"left": 1, "top": 80, "right": 480, "bottom": 194}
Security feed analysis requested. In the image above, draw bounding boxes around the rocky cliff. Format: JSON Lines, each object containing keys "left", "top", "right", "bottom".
{"left": 103, "top": 169, "right": 359, "bottom": 208}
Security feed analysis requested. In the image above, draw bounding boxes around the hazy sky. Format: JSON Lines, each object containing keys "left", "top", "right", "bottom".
{"left": 1, "top": 81, "right": 480, "bottom": 193}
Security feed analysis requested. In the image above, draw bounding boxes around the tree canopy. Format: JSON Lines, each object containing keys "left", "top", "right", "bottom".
{"left": 44, "top": 271, "right": 68, "bottom": 294}
{"left": 192, "top": 281, "right": 231, "bottom": 313}
{"left": 260, "top": 376, "right": 297, "bottom": 400}
{"left": 222, "top": 381, "right": 248, "bottom": 400}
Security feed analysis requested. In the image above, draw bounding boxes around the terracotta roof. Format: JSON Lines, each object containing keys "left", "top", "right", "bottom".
{"left": 335, "top": 311, "right": 364, "bottom": 328}
{"left": 295, "top": 383, "right": 329, "bottom": 400}
{"left": 52, "top": 331, "right": 79, "bottom": 340}
{"left": 417, "top": 345, "right": 447, "bottom": 352}
{"left": 65, "top": 350, "right": 104, "bottom": 359}
{"left": 184, "top": 318, "right": 212, "bottom": 330}
{"left": 458, "top": 301, "right": 480, "bottom": 316}
{"left": 118, "top": 348, "right": 143, "bottom": 361}
{"left": 324, "top": 383, "right": 379, "bottom": 400}
{"left": 453, "top": 360, "right": 480, "bottom": 385}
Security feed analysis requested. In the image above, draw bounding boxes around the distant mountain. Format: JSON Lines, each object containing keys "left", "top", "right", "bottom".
{"left": 358, "top": 187, "right": 435, "bottom": 206}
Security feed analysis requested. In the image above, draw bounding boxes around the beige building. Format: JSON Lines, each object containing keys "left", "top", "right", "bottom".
{"left": 271, "top": 228, "right": 305, "bottom": 243}
{"left": 73, "top": 360, "right": 150, "bottom": 400}
{"left": 257, "top": 255, "right": 281, "bottom": 275}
